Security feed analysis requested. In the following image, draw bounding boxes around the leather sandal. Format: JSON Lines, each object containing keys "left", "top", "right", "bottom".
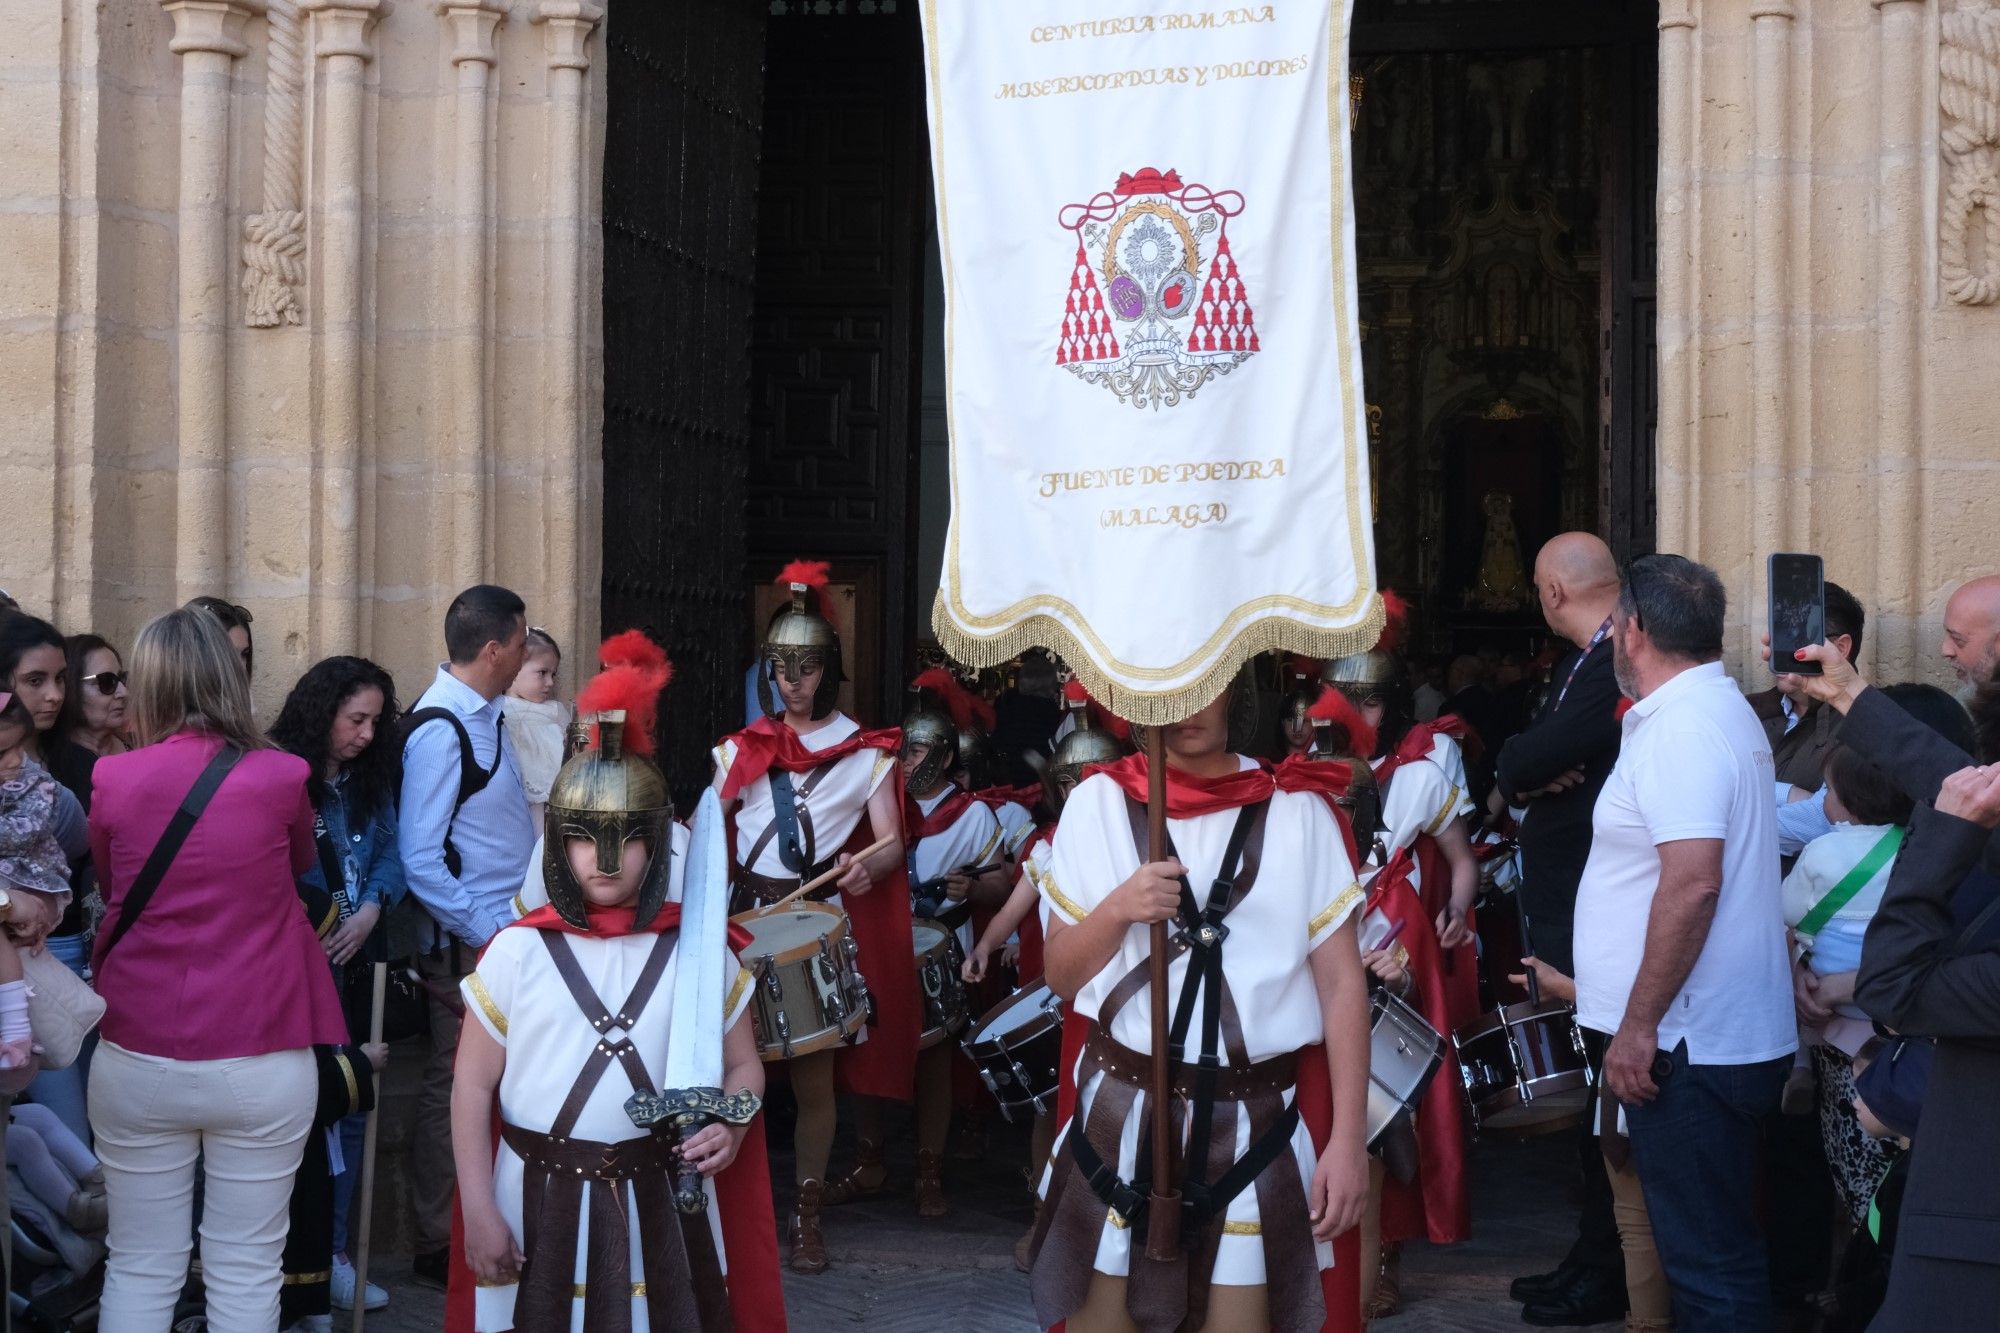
{"left": 788, "top": 1179, "right": 830, "bottom": 1274}
{"left": 913, "top": 1148, "right": 949, "bottom": 1218}
{"left": 821, "top": 1139, "right": 889, "bottom": 1206}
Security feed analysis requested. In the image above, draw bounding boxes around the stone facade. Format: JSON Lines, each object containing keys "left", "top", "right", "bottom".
{"left": 1657, "top": 0, "right": 2000, "bottom": 680}
{"left": 0, "top": 0, "right": 605, "bottom": 708}
{"left": 4, "top": 0, "right": 1998, "bottom": 697}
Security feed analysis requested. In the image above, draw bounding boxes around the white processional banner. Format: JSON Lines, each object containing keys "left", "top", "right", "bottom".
{"left": 921, "top": 0, "right": 1382, "bottom": 722}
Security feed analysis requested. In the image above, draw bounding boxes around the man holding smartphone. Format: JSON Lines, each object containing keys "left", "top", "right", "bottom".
{"left": 1574, "top": 555, "right": 1794, "bottom": 1333}
{"left": 1748, "top": 581, "right": 1866, "bottom": 791}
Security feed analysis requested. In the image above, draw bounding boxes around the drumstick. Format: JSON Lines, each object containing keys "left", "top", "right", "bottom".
{"left": 753, "top": 833, "right": 900, "bottom": 916}
{"left": 1372, "top": 917, "right": 1406, "bottom": 953}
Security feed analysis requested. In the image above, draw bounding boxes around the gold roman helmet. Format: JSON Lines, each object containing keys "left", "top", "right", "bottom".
{"left": 1306, "top": 684, "right": 1384, "bottom": 848}
{"left": 1323, "top": 590, "right": 1410, "bottom": 710}
{"left": 762, "top": 560, "right": 845, "bottom": 721}
{"left": 901, "top": 695, "right": 959, "bottom": 797}
{"left": 542, "top": 712, "right": 675, "bottom": 931}
{"left": 956, "top": 721, "right": 997, "bottom": 792}
{"left": 1044, "top": 685, "right": 1128, "bottom": 811}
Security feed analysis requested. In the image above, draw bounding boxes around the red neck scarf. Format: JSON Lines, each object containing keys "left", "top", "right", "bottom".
{"left": 510, "top": 901, "right": 753, "bottom": 952}
{"left": 717, "top": 713, "right": 901, "bottom": 802}
{"left": 909, "top": 786, "right": 978, "bottom": 841}
{"left": 1375, "top": 713, "right": 1476, "bottom": 782}
{"left": 1087, "top": 752, "right": 1362, "bottom": 818}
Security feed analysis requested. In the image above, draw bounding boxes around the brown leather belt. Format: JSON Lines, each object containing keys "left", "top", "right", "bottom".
{"left": 500, "top": 1123, "right": 680, "bottom": 1182}
{"left": 1081, "top": 1024, "right": 1297, "bottom": 1102}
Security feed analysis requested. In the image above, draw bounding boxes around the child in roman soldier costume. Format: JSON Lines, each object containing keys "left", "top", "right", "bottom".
{"left": 280, "top": 1043, "right": 384, "bottom": 1327}
{"left": 710, "top": 562, "right": 912, "bottom": 1275}
{"left": 1027, "top": 678, "right": 1374, "bottom": 1333}
{"left": 449, "top": 657, "right": 785, "bottom": 1333}
{"left": 1321, "top": 596, "right": 1479, "bottom": 1315}
{"left": 845, "top": 678, "right": 1005, "bottom": 1217}
{"left": 963, "top": 679, "right": 1131, "bottom": 1271}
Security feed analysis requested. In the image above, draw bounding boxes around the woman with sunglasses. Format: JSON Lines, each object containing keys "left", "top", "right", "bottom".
{"left": 60, "top": 635, "right": 131, "bottom": 759}
{"left": 0, "top": 614, "right": 103, "bottom": 1141}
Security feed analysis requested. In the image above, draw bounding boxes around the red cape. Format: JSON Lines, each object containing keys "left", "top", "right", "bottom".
{"left": 908, "top": 786, "right": 979, "bottom": 841}
{"left": 508, "top": 901, "right": 754, "bottom": 953}
{"left": 1087, "top": 752, "right": 1362, "bottom": 817}
{"left": 970, "top": 783, "right": 1044, "bottom": 814}
{"left": 1368, "top": 854, "right": 1473, "bottom": 1245}
{"left": 443, "top": 915, "right": 790, "bottom": 1333}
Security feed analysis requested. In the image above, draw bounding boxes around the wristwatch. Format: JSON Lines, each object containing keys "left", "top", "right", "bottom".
{"left": 0, "top": 887, "right": 15, "bottom": 920}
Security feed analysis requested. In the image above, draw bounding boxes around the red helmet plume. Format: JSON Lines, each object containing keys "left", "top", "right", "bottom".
{"left": 774, "top": 559, "right": 838, "bottom": 635}
{"left": 911, "top": 667, "right": 996, "bottom": 732}
{"left": 1375, "top": 590, "right": 1411, "bottom": 655}
{"left": 1308, "top": 684, "right": 1378, "bottom": 758}
{"left": 598, "top": 628, "right": 667, "bottom": 675}
{"left": 577, "top": 639, "right": 674, "bottom": 758}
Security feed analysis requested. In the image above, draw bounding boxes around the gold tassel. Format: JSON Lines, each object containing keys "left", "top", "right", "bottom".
{"left": 930, "top": 592, "right": 1389, "bottom": 727}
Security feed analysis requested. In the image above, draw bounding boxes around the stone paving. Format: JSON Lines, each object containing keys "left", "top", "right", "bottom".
{"left": 355, "top": 1093, "right": 1617, "bottom": 1332}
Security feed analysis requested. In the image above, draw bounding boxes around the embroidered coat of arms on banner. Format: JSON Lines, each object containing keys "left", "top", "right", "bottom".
{"left": 920, "top": 0, "right": 1382, "bottom": 723}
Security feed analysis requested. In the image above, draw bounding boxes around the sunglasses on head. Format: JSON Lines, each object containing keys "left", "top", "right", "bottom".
{"left": 85, "top": 671, "right": 127, "bottom": 696}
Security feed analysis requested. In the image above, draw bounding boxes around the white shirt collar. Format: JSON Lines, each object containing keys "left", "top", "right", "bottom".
{"left": 428, "top": 664, "right": 498, "bottom": 719}
{"left": 1626, "top": 659, "right": 1727, "bottom": 721}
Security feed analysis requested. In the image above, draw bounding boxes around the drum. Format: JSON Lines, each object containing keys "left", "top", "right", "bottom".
{"left": 1367, "top": 988, "right": 1445, "bottom": 1149}
{"left": 733, "top": 902, "right": 870, "bottom": 1063}
{"left": 962, "top": 982, "right": 1065, "bottom": 1121}
{"left": 1452, "top": 999, "right": 1592, "bottom": 1134}
{"left": 913, "top": 917, "right": 970, "bottom": 1049}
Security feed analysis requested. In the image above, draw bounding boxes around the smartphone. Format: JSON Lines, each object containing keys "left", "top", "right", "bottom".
{"left": 1768, "top": 553, "right": 1826, "bottom": 675}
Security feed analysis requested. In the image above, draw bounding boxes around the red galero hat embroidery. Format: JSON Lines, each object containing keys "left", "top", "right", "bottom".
{"left": 1055, "top": 166, "right": 1259, "bottom": 410}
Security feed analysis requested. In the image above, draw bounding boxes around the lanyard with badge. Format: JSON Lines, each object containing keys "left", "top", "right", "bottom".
{"left": 1555, "top": 617, "right": 1614, "bottom": 711}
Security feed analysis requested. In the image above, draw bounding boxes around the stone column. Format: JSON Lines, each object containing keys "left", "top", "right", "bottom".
{"left": 534, "top": 0, "right": 602, "bottom": 682}
{"left": 1748, "top": 1, "right": 1796, "bottom": 593}
{"left": 303, "top": 0, "right": 381, "bottom": 655}
{"left": 1655, "top": 0, "right": 1697, "bottom": 555}
{"left": 161, "top": 0, "right": 261, "bottom": 605}
{"left": 439, "top": 0, "right": 508, "bottom": 592}
{"left": 1873, "top": 0, "right": 1927, "bottom": 670}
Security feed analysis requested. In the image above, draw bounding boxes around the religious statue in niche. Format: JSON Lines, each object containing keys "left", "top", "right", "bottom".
{"left": 1465, "top": 490, "right": 1531, "bottom": 611}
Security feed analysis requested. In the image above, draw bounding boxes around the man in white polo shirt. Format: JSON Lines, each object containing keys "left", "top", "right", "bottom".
{"left": 1574, "top": 554, "right": 1793, "bottom": 1333}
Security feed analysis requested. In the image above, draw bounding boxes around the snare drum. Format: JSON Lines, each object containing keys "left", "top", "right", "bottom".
{"left": 1452, "top": 1000, "right": 1592, "bottom": 1134}
{"left": 962, "top": 982, "right": 1065, "bottom": 1121}
{"left": 1367, "top": 989, "right": 1445, "bottom": 1149}
{"left": 734, "top": 902, "right": 870, "bottom": 1062}
{"left": 913, "top": 918, "right": 969, "bottom": 1049}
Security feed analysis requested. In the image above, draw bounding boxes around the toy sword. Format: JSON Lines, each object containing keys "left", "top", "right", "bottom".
{"left": 626, "top": 787, "right": 760, "bottom": 1213}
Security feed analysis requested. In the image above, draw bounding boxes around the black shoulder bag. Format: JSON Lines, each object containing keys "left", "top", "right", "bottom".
{"left": 96, "top": 745, "right": 244, "bottom": 964}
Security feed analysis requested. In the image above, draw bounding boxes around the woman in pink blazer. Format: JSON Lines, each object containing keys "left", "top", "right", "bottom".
{"left": 86, "top": 607, "right": 346, "bottom": 1333}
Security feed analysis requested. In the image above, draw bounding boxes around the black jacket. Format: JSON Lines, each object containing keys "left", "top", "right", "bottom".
{"left": 1492, "top": 638, "right": 1621, "bottom": 976}
{"left": 1848, "top": 687, "right": 2000, "bottom": 1325}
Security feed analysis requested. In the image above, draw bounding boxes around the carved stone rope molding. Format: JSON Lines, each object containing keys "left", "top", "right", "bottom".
{"left": 1941, "top": 0, "right": 2000, "bottom": 306}
{"left": 243, "top": 0, "right": 305, "bottom": 326}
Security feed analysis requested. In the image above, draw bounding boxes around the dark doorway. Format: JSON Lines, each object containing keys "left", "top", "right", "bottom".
{"left": 600, "top": 0, "right": 766, "bottom": 793}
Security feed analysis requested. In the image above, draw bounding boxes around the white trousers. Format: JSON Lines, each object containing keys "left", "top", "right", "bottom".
{"left": 88, "top": 1040, "right": 315, "bottom": 1333}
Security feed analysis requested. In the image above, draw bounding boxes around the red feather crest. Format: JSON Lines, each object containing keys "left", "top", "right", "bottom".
{"left": 577, "top": 638, "right": 674, "bottom": 758}
{"left": 1061, "top": 678, "right": 1091, "bottom": 707}
{"left": 1307, "top": 685, "right": 1378, "bottom": 758}
{"left": 775, "top": 559, "right": 830, "bottom": 592}
{"left": 911, "top": 667, "right": 995, "bottom": 732}
{"left": 598, "top": 628, "right": 667, "bottom": 674}
{"left": 1375, "top": 590, "right": 1411, "bottom": 655}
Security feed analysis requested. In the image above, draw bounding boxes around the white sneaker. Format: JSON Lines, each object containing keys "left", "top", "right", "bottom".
{"left": 330, "top": 1256, "right": 390, "bottom": 1312}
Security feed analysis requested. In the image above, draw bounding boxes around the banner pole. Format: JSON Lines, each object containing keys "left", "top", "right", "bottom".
{"left": 350, "top": 961, "right": 388, "bottom": 1333}
{"left": 1143, "top": 725, "right": 1182, "bottom": 1262}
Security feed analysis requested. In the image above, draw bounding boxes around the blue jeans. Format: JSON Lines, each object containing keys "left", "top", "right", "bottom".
{"left": 1624, "top": 1041, "right": 1789, "bottom": 1333}
{"left": 24, "top": 933, "right": 95, "bottom": 1145}
{"left": 331, "top": 1111, "right": 366, "bottom": 1255}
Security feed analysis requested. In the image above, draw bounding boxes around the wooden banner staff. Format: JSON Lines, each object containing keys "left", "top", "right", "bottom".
{"left": 747, "top": 833, "right": 901, "bottom": 917}
{"left": 1143, "top": 725, "right": 1182, "bottom": 1262}
{"left": 351, "top": 961, "right": 388, "bottom": 1333}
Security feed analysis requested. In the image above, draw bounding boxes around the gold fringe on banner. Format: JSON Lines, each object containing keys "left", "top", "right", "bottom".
{"left": 931, "top": 591, "right": 1388, "bottom": 727}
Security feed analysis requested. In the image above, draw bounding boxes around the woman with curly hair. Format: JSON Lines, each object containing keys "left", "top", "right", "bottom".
{"left": 270, "top": 654, "right": 408, "bottom": 1318}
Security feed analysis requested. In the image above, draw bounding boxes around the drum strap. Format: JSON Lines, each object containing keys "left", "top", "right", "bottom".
{"left": 755, "top": 759, "right": 841, "bottom": 874}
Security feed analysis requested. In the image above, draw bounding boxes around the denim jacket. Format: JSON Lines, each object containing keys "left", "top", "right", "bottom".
{"left": 300, "top": 771, "right": 408, "bottom": 913}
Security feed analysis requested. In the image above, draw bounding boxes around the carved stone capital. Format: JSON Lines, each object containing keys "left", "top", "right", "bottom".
{"left": 302, "top": 0, "right": 384, "bottom": 60}
{"left": 438, "top": 0, "right": 509, "bottom": 66}
{"left": 1749, "top": 2, "right": 1797, "bottom": 19}
{"left": 161, "top": 0, "right": 263, "bottom": 58}
{"left": 534, "top": 0, "right": 603, "bottom": 71}
{"left": 1657, "top": 0, "right": 1696, "bottom": 30}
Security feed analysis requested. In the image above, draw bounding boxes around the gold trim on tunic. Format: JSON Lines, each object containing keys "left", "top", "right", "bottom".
{"left": 332, "top": 1051, "right": 360, "bottom": 1115}
{"left": 1042, "top": 869, "right": 1088, "bottom": 923}
{"left": 1310, "top": 882, "right": 1364, "bottom": 938}
{"left": 467, "top": 972, "right": 507, "bottom": 1037}
{"left": 725, "top": 966, "right": 752, "bottom": 1016}
{"left": 1424, "top": 784, "right": 1463, "bottom": 837}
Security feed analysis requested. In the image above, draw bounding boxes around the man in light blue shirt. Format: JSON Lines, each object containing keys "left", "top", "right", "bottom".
{"left": 396, "top": 584, "right": 533, "bottom": 1282}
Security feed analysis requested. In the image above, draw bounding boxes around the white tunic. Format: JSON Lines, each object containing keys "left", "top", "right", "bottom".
{"left": 710, "top": 712, "right": 896, "bottom": 914}
{"left": 991, "top": 799, "right": 1038, "bottom": 859}
{"left": 1038, "top": 761, "right": 1363, "bottom": 1283}
{"left": 910, "top": 786, "right": 1003, "bottom": 949}
{"left": 462, "top": 926, "right": 754, "bottom": 1333}
{"left": 514, "top": 823, "right": 691, "bottom": 918}
{"left": 1369, "top": 732, "right": 1474, "bottom": 899}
